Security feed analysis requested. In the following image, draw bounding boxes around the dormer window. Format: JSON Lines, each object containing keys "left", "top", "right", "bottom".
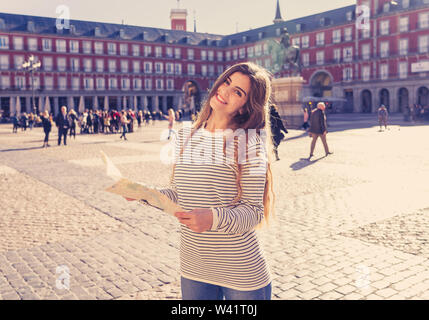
{"left": 95, "top": 27, "right": 101, "bottom": 37}
{"left": 242, "top": 36, "right": 248, "bottom": 43}
{"left": 402, "top": 0, "right": 410, "bottom": 8}
{"left": 346, "top": 11, "right": 353, "bottom": 21}
{"left": 383, "top": 3, "right": 390, "bottom": 13}
{"left": 27, "top": 21, "right": 35, "bottom": 33}
{"left": 119, "top": 29, "right": 125, "bottom": 39}
{"left": 0, "top": 19, "right": 5, "bottom": 30}
{"left": 258, "top": 32, "right": 264, "bottom": 40}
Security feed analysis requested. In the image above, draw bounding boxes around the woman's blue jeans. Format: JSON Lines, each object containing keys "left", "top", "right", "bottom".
{"left": 181, "top": 277, "right": 272, "bottom": 300}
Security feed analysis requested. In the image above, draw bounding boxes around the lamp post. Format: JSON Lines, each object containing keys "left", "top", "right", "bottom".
{"left": 22, "top": 55, "right": 41, "bottom": 114}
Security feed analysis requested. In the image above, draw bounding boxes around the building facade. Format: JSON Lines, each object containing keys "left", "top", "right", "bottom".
{"left": 0, "top": 0, "right": 428, "bottom": 117}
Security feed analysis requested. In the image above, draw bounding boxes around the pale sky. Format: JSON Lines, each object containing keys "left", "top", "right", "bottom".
{"left": 0, "top": 0, "right": 356, "bottom": 35}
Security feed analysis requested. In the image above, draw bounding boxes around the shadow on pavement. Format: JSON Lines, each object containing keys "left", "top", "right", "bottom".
{"left": 290, "top": 156, "right": 325, "bottom": 171}
{"left": 0, "top": 146, "right": 44, "bottom": 152}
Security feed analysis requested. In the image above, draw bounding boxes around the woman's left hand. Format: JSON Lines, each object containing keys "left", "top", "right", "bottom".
{"left": 174, "top": 209, "right": 213, "bottom": 233}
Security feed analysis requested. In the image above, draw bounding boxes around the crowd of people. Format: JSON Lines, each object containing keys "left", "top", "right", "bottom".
{"left": 8, "top": 107, "right": 187, "bottom": 147}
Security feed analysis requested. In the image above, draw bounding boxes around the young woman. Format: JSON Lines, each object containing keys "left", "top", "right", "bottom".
{"left": 40, "top": 110, "right": 52, "bottom": 148}
{"left": 158, "top": 62, "right": 275, "bottom": 300}
{"left": 119, "top": 110, "right": 129, "bottom": 140}
{"left": 165, "top": 108, "right": 176, "bottom": 140}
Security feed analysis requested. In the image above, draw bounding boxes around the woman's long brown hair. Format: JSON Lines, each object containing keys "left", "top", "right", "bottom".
{"left": 173, "top": 62, "right": 275, "bottom": 226}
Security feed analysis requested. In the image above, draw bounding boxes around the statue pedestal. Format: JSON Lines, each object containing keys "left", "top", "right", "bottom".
{"left": 271, "top": 76, "right": 305, "bottom": 129}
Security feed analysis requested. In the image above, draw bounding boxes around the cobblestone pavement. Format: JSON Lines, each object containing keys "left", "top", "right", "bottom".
{"left": 0, "top": 114, "right": 428, "bottom": 300}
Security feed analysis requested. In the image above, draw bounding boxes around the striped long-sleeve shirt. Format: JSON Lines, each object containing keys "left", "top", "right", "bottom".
{"left": 160, "top": 126, "right": 272, "bottom": 291}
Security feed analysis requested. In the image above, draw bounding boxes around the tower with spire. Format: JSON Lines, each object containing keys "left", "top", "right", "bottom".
{"left": 170, "top": 0, "right": 187, "bottom": 31}
{"left": 273, "top": 0, "right": 284, "bottom": 24}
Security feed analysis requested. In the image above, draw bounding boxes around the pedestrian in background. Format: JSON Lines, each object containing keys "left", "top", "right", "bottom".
{"left": 119, "top": 110, "right": 129, "bottom": 140}
{"left": 20, "top": 112, "right": 28, "bottom": 131}
{"left": 377, "top": 105, "right": 388, "bottom": 131}
{"left": 28, "top": 112, "right": 34, "bottom": 130}
{"left": 41, "top": 110, "right": 52, "bottom": 148}
{"left": 12, "top": 113, "right": 19, "bottom": 133}
{"left": 68, "top": 109, "right": 77, "bottom": 139}
{"left": 165, "top": 108, "right": 176, "bottom": 140}
{"left": 308, "top": 102, "right": 333, "bottom": 159}
{"left": 55, "top": 106, "right": 70, "bottom": 146}
{"left": 270, "top": 104, "right": 288, "bottom": 161}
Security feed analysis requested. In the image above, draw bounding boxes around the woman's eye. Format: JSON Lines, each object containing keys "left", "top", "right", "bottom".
{"left": 235, "top": 90, "right": 242, "bottom": 97}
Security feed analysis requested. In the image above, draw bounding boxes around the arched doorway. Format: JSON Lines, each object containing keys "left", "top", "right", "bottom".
{"left": 183, "top": 80, "right": 201, "bottom": 113}
{"left": 310, "top": 72, "right": 333, "bottom": 97}
{"left": 379, "top": 89, "right": 390, "bottom": 110}
{"left": 361, "top": 90, "right": 372, "bottom": 113}
{"left": 398, "top": 88, "right": 409, "bottom": 113}
{"left": 417, "top": 86, "right": 429, "bottom": 106}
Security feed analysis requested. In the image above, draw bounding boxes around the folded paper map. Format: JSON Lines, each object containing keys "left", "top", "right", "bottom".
{"left": 101, "top": 151, "right": 183, "bottom": 216}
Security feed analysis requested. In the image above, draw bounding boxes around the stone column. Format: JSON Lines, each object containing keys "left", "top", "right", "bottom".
{"left": 10, "top": 96, "right": 16, "bottom": 116}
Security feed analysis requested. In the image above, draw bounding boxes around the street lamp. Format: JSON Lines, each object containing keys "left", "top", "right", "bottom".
{"left": 22, "top": 55, "right": 41, "bottom": 114}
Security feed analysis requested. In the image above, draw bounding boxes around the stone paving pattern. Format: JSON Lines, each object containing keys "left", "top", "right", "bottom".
{"left": 0, "top": 114, "right": 428, "bottom": 300}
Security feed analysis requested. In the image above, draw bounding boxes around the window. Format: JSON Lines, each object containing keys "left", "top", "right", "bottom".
{"left": 399, "top": 38, "right": 408, "bottom": 55}
{"left": 217, "top": 65, "right": 224, "bottom": 75}
{"left": 155, "top": 62, "right": 163, "bottom": 74}
{"left": 0, "top": 75, "right": 10, "bottom": 89}
{"left": 166, "top": 62, "right": 174, "bottom": 74}
{"left": 343, "top": 68, "right": 353, "bottom": 82}
{"left": 120, "top": 44, "right": 128, "bottom": 56}
{"left": 380, "top": 41, "right": 389, "bottom": 58}
{"left": 361, "top": 44, "right": 370, "bottom": 60}
{"left": 418, "top": 35, "right": 428, "bottom": 53}
{"left": 316, "top": 51, "right": 324, "bottom": 65}
{"left": 233, "top": 49, "right": 238, "bottom": 60}
{"left": 144, "top": 78, "right": 152, "bottom": 90}
{"left": 188, "top": 63, "right": 195, "bottom": 75}
{"left": 292, "top": 37, "right": 300, "bottom": 47}
{"left": 70, "top": 40, "right": 79, "bottom": 53}
{"left": 144, "top": 62, "right": 152, "bottom": 73}
{"left": 208, "top": 65, "right": 214, "bottom": 76}
{"left": 28, "top": 38, "right": 38, "bottom": 51}
{"left": 343, "top": 47, "right": 353, "bottom": 62}
{"left": 14, "top": 55, "right": 24, "bottom": 69}
{"left": 239, "top": 48, "right": 245, "bottom": 59}
{"left": 217, "top": 51, "right": 223, "bottom": 61}
{"left": 84, "top": 58, "right": 92, "bottom": 72}
{"left": 201, "top": 65, "right": 207, "bottom": 76}
{"left": 109, "top": 78, "right": 117, "bottom": 89}
{"left": 174, "top": 48, "right": 181, "bottom": 59}
{"left": 57, "top": 57, "right": 66, "bottom": 72}
{"left": 0, "top": 36, "right": 9, "bottom": 49}
{"left": 32, "top": 76, "right": 40, "bottom": 89}
{"left": 71, "top": 58, "right": 79, "bottom": 72}
{"left": 175, "top": 63, "right": 182, "bottom": 75}
{"left": 133, "top": 78, "right": 142, "bottom": 90}
{"left": 362, "top": 27, "right": 370, "bottom": 39}
{"left": 399, "top": 16, "right": 409, "bottom": 33}
{"left": 302, "top": 53, "right": 309, "bottom": 67}
{"left": 132, "top": 45, "right": 140, "bottom": 56}
{"left": 59, "top": 77, "right": 67, "bottom": 90}
{"left": 208, "top": 50, "right": 214, "bottom": 61}
{"left": 316, "top": 32, "right": 325, "bottom": 46}
{"left": 380, "top": 64, "right": 388, "bottom": 80}
{"left": 187, "top": 49, "right": 194, "bottom": 60}
{"left": 334, "top": 49, "right": 341, "bottom": 63}
{"left": 362, "top": 65, "right": 370, "bottom": 81}
{"left": 247, "top": 47, "right": 254, "bottom": 58}
{"left": 264, "top": 59, "right": 271, "bottom": 69}
{"left": 42, "top": 57, "right": 52, "bottom": 71}
{"left": 344, "top": 28, "right": 352, "bottom": 41}
{"left": 399, "top": 61, "right": 408, "bottom": 79}
{"left": 263, "top": 43, "right": 269, "bottom": 55}
{"left": 380, "top": 20, "right": 390, "bottom": 36}
{"left": 96, "top": 59, "right": 104, "bottom": 72}
{"left": 13, "top": 37, "right": 23, "bottom": 50}
{"left": 144, "top": 46, "right": 152, "bottom": 57}
{"left": 201, "top": 50, "right": 207, "bottom": 60}
{"left": 225, "top": 51, "right": 231, "bottom": 61}
{"left": 83, "top": 41, "right": 92, "bottom": 54}
{"left": 167, "top": 79, "right": 174, "bottom": 91}
{"left": 133, "top": 60, "right": 140, "bottom": 73}
{"left": 333, "top": 30, "right": 341, "bottom": 43}
{"left": 403, "top": 0, "right": 410, "bottom": 8}
{"left": 301, "top": 36, "right": 309, "bottom": 48}
{"left": 96, "top": 78, "right": 105, "bottom": 90}
{"left": 156, "top": 79, "right": 163, "bottom": 90}
{"left": 94, "top": 42, "right": 103, "bottom": 54}
{"left": 419, "top": 12, "right": 429, "bottom": 29}
{"left": 55, "top": 39, "right": 65, "bottom": 52}
{"left": 72, "top": 77, "right": 80, "bottom": 90}
{"left": 121, "top": 78, "right": 130, "bottom": 90}
{"left": 44, "top": 77, "right": 53, "bottom": 90}
{"left": 108, "top": 43, "right": 116, "bottom": 55}
{"left": 166, "top": 47, "right": 173, "bottom": 58}
{"left": 15, "top": 76, "right": 25, "bottom": 90}
{"left": 108, "top": 60, "right": 116, "bottom": 73}
{"left": 121, "top": 60, "right": 128, "bottom": 73}
{"left": 155, "top": 46, "right": 162, "bottom": 58}
{"left": 0, "top": 55, "right": 9, "bottom": 69}
{"left": 42, "top": 39, "right": 52, "bottom": 51}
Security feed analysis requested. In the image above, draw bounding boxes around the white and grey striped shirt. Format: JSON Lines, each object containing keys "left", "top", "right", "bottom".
{"left": 160, "top": 127, "right": 272, "bottom": 291}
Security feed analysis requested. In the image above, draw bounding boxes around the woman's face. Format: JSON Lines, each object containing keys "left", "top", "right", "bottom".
{"left": 210, "top": 71, "right": 251, "bottom": 119}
